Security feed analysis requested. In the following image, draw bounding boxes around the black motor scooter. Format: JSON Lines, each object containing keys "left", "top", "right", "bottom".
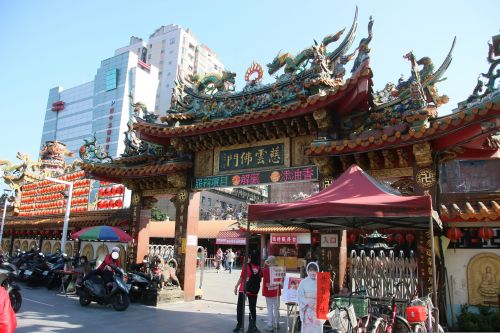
{"left": 78, "top": 264, "right": 130, "bottom": 311}
{"left": 0, "top": 267, "right": 22, "bottom": 313}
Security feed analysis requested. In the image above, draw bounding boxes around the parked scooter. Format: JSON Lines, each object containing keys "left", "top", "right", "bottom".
{"left": 0, "top": 267, "right": 22, "bottom": 313}
{"left": 78, "top": 264, "right": 130, "bottom": 311}
{"left": 127, "top": 270, "right": 151, "bottom": 302}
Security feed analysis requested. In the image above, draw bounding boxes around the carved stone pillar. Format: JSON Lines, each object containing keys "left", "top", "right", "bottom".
{"left": 172, "top": 189, "right": 199, "bottom": 301}
{"left": 313, "top": 156, "right": 336, "bottom": 190}
{"left": 127, "top": 192, "right": 157, "bottom": 267}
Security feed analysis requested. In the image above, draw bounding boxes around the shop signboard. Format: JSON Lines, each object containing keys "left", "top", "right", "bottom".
{"left": 271, "top": 234, "right": 297, "bottom": 244}
{"left": 321, "top": 234, "right": 339, "bottom": 248}
{"left": 193, "top": 165, "right": 318, "bottom": 189}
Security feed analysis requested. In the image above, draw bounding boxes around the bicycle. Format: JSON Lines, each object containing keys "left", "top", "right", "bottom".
{"left": 406, "top": 294, "right": 444, "bottom": 332}
{"left": 369, "top": 293, "right": 411, "bottom": 333}
{"left": 328, "top": 290, "right": 371, "bottom": 333}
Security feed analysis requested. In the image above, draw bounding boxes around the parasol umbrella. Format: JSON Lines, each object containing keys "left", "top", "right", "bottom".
{"left": 71, "top": 226, "right": 133, "bottom": 242}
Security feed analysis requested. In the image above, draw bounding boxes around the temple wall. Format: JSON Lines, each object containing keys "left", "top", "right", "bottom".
{"left": 444, "top": 248, "right": 500, "bottom": 324}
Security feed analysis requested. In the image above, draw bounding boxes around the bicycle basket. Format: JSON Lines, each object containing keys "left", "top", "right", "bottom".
{"left": 334, "top": 296, "right": 369, "bottom": 317}
{"left": 327, "top": 308, "right": 349, "bottom": 332}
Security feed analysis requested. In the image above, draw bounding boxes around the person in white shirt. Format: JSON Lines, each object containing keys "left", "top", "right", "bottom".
{"left": 227, "top": 249, "right": 236, "bottom": 274}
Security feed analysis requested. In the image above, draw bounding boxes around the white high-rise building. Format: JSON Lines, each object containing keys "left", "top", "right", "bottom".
{"left": 40, "top": 25, "right": 225, "bottom": 159}
{"left": 40, "top": 48, "right": 159, "bottom": 160}
{"left": 146, "top": 24, "right": 225, "bottom": 113}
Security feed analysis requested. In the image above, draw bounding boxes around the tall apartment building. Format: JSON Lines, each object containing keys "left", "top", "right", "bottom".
{"left": 146, "top": 24, "right": 225, "bottom": 113}
{"left": 40, "top": 47, "right": 159, "bottom": 160}
{"left": 40, "top": 24, "right": 224, "bottom": 159}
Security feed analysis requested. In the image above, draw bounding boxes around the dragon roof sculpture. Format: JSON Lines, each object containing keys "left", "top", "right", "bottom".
{"left": 161, "top": 7, "right": 362, "bottom": 126}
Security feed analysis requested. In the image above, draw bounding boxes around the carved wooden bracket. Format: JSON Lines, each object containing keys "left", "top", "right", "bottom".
{"left": 312, "top": 156, "right": 335, "bottom": 177}
{"left": 167, "top": 172, "right": 187, "bottom": 188}
{"left": 141, "top": 196, "right": 158, "bottom": 210}
{"left": 367, "top": 151, "right": 383, "bottom": 170}
{"left": 312, "top": 108, "right": 333, "bottom": 132}
{"left": 412, "top": 142, "right": 433, "bottom": 167}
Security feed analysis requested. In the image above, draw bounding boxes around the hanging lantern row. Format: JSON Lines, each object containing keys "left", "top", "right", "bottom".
{"left": 98, "top": 185, "right": 124, "bottom": 197}
{"left": 477, "top": 227, "right": 495, "bottom": 240}
{"left": 58, "top": 171, "right": 86, "bottom": 181}
{"left": 446, "top": 227, "right": 463, "bottom": 242}
{"left": 97, "top": 199, "right": 123, "bottom": 209}
{"left": 6, "top": 229, "right": 65, "bottom": 238}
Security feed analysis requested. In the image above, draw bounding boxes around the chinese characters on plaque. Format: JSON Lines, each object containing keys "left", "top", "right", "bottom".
{"left": 192, "top": 165, "right": 318, "bottom": 189}
{"left": 219, "top": 143, "right": 284, "bottom": 172}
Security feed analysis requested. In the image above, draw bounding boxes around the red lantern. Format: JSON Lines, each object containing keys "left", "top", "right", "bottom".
{"left": 394, "top": 233, "right": 404, "bottom": 245}
{"left": 115, "top": 198, "right": 123, "bottom": 208}
{"left": 478, "top": 227, "right": 494, "bottom": 240}
{"left": 405, "top": 233, "right": 415, "bottom": 244}
{"left": 447, "top": 227, "right": 463, "bottom": 243}
{"left": 347, "top": 233, "right": 357, "bottom": 245}
{"left": 386, "top": 234, "right": 394, "bottom": 244}
{"left": 99, "top": 188, "right": 105, "bottom": 196}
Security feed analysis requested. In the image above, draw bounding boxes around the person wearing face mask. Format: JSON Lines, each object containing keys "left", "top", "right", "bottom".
{"left": 96, "top": 247, "right": 122, "bottom": 288}
{"left": 297, "top": 262, "right": 324, "bottom": 333}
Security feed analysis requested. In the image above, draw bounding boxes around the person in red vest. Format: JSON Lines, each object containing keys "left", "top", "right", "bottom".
{"left": 0, "top": 274, "right": 17, "bottom": 333}
{"left": 262, "top": 256, "right": 281, "bottom": 331}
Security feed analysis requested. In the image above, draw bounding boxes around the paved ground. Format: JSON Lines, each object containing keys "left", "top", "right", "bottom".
{"left": 15, "top": 268, "right": 301, "bottom": 333}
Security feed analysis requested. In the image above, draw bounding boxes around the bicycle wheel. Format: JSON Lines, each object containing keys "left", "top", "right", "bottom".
{"left": 412, "top": 323, "right": 426, "bottom": 332}
{"left": 356, "top": 315, "right": 370, "bottom": 333}
{"left": 394, "top": 316, "right": 412, "bottom": 333}
{"left": 369, "top": 318, "right": 386, "bottom": 333}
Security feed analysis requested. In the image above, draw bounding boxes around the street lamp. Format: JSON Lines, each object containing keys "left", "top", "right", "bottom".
{"left": 45, "top": 177, "right": 73, "bottom": 253}
{"left": 0, "top": 189, "right": 14, "bottom": 247}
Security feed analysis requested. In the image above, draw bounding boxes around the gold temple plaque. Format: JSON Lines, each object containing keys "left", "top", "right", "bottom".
{"left": 467, "top": 253, "right": 500, "bottom": 305}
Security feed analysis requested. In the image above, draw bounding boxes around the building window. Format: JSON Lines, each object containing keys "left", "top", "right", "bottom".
{"left": 170, "top": 38, "right": 175, "bottom": 45}
{"left": 168, "top": 61, "right": 172, "bottom": 65}
{"left": 148, "top": 54, "right": 151, "bottom": 59}
{"left": 105, "top": 69, "right": 118, "bottom": 91}
{"left": 161, "top": 49, "right": 165, "bottom": 54}
{"left": 208, "top": 198, "right": 212, "bottom": 206}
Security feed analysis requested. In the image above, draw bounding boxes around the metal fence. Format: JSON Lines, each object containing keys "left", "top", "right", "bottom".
{"left": 349, "top": 249, "right": 418, "bottom": 301}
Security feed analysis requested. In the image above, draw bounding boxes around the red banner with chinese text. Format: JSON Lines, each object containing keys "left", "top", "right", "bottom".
{"left": 316, "top": 272, "right": 330, "bottom": 320}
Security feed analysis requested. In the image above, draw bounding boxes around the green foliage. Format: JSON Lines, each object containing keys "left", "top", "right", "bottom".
{"left": 457, "top": 305, "right": 500, "bottom": 332}
{"left": 151, "top": 206, "right": 168, "bottom": 221}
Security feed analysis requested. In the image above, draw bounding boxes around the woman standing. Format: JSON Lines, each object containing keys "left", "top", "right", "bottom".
{"left": 233, "top": 253, "right": 262, "bottom": 333}
{"left": 297, "top": 262, "right": 324, "bottom": 333}
{"left": 262, "top": 256, "right": 280, "bottom": 331}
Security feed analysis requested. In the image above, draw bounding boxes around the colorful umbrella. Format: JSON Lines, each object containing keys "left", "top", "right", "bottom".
{"left": 71, "top": 226, "right": 133, "bottom": 242}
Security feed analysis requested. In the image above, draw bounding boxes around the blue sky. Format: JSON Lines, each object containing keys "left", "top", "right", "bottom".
{"left": 0, "top": 0, "right": 498, "bottom": 186}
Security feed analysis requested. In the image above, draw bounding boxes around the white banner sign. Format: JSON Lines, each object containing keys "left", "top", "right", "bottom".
{"left": 269, "top": 266, "right": 286, "bottom": 286}
{"left": 187, "top": 235, "right": 198, "bottom": 246}
{"left": 321, "top": 234, "right": 338, "bottom": 248}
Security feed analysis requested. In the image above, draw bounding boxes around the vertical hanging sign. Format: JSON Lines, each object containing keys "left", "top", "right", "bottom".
{"left": 316, "top": 272, "right": 330, "bottom": 320}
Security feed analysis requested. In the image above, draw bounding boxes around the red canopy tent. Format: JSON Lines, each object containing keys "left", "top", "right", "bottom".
{"left": 247, "top": 164, "right": 442, "bottom": 325}
{"left": 248, "top": 164, "right": 442, "bottom": 230}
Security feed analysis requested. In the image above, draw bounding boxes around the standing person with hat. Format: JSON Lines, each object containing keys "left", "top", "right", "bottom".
{"left": 262, "top": 256, "right": 281, "bottom": 331}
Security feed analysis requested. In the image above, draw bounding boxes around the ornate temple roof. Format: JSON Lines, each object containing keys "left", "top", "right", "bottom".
{"left": 308, "top": 94, "right": 500, "bottom": 156}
